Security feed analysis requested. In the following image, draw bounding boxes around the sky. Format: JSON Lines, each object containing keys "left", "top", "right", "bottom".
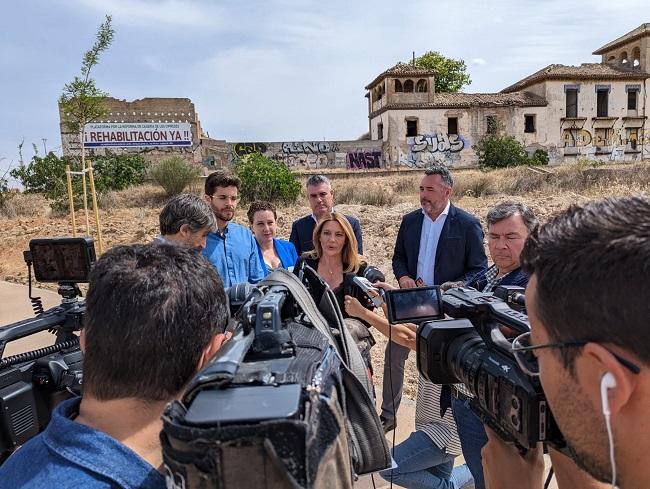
{"left": 0, "top": 0, "right": 646, "bottom": 183}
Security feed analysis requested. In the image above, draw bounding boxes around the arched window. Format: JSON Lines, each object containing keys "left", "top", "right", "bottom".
{"left": 607, "top": 55, "right": 616, "bottom": 62}
{"left": 416, "top": 79, "right": 428, "bottom": 92}
{"left": 620, "top": 51, "right": 629, "bottom": 64}
{"left": 395, "top": 80, "right": 403, "bottom": 92}
{"left": 403, "top": 79, "right": 414, "bottom": 92}
{"left": 632, "top": 47, "right": 641, "bottom": 67}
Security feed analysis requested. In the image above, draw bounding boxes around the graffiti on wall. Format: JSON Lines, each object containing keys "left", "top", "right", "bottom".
{"left": 346, "top": 151, "right": 382, "bottom": 170}
{"left": 227, "top": 141, "right": 384, "bottom": 170}
{"left": 281, "top": 141, "right": 340, "bottom": 154}
{"left": 398, "top": 133, "right": 468, "bottom": 168}
{"left": 232, "top": 142, "right": 268, "bottom": 156}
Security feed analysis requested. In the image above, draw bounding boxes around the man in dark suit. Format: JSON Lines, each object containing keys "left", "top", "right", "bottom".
{"left": 382, "top": 165, "right": 487, "bottom": 433}
{"left": 290, "top": 175, "right": 363, "bottom": 255}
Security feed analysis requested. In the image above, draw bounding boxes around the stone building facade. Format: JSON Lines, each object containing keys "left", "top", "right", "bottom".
{"left": 367, "top": 23, "right": 650, "bottom": 167}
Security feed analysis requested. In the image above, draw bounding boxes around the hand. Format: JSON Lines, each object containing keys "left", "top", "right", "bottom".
{"left": 344, "top": 295, "right": 368, "bottom": 319}
{"left": 482, "top": 427, "right": 545, "bottom": 489}
{"left": 373, "top": 281, "right": 396, "bottom": 292}
{"left": 398, "top": 276, "right": 416, "bottom": 289}
{"left": 440, "top": 281, "right": 464, "bottom": 292}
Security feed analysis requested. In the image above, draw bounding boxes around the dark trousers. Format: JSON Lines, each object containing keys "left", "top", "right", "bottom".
{"left": 380, "top": 341, "right": 410, "bottom": 420}
{"left": 452, "top": 397, "right": 488, "bottom": 489}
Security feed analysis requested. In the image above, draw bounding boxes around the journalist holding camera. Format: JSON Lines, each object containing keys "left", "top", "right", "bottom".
{"left": 0, "top": 243, "right": 231, "bottom": 488}
{"left": 482, "top": 195, "right": 650, "bottom": 489}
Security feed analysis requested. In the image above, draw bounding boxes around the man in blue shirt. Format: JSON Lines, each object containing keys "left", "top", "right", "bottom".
{"left": 0, "top": 244, "right": 230, "bottom": 488}
{"left": 202, "top": 171, "right": 264, "bottom": 287}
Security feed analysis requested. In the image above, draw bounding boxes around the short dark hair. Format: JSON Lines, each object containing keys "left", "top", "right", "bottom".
{"left": 424, "top": 165, "right": 453, "bottom": 187}
{"left": 160, "top": 193, "right": 216, "bottom": 235}
{"left": 305, "top": 175, "right": 331, "bottom": 189}
{"left": 247, "top": 201, "right": 277, "bottom": 224}
{"left": 487, "top": 201, "right": 538, "bottom": 233}
{"left": 521, "top": 195, "right": 650, "bottom": 369}
{"left": 205, "top": 171, "right": 241, "bottom": 196}
{"left": 83, "top": 243, "right": 228, "bottom": 401}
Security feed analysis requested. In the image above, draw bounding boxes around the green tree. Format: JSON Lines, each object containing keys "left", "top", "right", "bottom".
{"left": 410, "top": 51, "right": 471, "bottom": 92}
{"left": 235, "top": 153, "right": 301, "bottom": 204}
{"left": 59, "top": 15, "right": 115, "bottom": 172}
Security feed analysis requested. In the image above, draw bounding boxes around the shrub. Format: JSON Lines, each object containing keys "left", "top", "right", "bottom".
{"left": 150, "top": 156, "right": 200, "bottom": 196}
{"left": 529, "top": 149, "right": 549, "bottom": 166}
{"left": 0, "top": 174, "right": 11, "bottom": 209}
{"left": 234, "top": 152, "right": 301, "bottom": 204}
{"left": 473, "top": 135, "right": 529, "bottom": 169}
{"left": 10, "top": 151, "right": 146, "bottom": 211}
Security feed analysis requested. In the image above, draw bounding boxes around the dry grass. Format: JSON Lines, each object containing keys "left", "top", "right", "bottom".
{"left": 0, "top": 192, "right": 49, "bottom": 219}
{"left": 97, "top": 184, "right": 169, "bottom": 210}
{"left": 335, "top": 182, "right": 400, "bottom": 206}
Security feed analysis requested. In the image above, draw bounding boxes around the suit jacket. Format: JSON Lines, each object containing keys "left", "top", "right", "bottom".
{"left": 289, "top": 214, "right": 363, "bottom": 256}
{"left": 392, "top": 204, "right": 487, "bottom": 285}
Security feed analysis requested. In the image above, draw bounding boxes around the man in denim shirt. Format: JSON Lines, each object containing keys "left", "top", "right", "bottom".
{"left": 0, "top": 243, "right": 230, "bottom": 488}
{"left": 202, "top": 171, "right": 264, "bottom": 287}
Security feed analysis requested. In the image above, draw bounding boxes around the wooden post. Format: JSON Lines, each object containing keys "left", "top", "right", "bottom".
{"left": 79, "top": 131, "right": 91, "bottom": 236}
{"left": 65, "top": 165, "right": 77, "bottom": 237}
{"left": 87, "top": 160, "right": 104, "bottom": 253}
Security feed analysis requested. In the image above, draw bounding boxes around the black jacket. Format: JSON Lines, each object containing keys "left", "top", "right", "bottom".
{"left": 290, "top": 214, "right": 363, "bottom": 256}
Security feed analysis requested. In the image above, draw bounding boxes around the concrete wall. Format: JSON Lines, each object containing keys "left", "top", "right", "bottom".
{"left": 211, "top": 139, "right": 384, "bottom": 171}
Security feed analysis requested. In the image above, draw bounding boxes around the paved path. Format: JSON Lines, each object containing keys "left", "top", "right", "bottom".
{"left": 0, "top": 281, "right": 62, "bottom": 357}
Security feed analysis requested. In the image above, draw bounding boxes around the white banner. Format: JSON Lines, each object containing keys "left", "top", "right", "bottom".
{"left": 84, "top": 122, "right": 193, "bottom": 148}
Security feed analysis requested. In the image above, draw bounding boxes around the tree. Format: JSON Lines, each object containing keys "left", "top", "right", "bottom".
{"left": 235, "top": 153, "right": 301, "bottom": 204}
{"left": 410, "top": 51, "right": 471, "bottom": 93}
{"left": 59, "top": 15, "right": 115, "bottom": 169}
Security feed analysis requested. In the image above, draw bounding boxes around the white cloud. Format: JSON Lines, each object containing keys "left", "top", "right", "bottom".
{"left": 472, "top": 58, "right": 487, "bottom": 66}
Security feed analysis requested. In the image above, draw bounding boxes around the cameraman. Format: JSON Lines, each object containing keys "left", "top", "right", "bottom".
{"left": 482, "top": 196, "right": 649, "bottom": 489}
{"left": 0, "top": 243, "right": 230, "bottom": 488}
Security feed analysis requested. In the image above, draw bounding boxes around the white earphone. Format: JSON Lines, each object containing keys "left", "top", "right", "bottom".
{"left": 600, "top": 372, "right": 617, "bottom": 416}
{"left": 600, "top": 372, "right": 617, "bottom": 488}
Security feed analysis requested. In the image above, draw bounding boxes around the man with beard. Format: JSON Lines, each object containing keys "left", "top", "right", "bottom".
{"left": 156, "top": 193, "right": 216, "bottom": 250}
{"left": 383, "top": 165, "right": 487, "bottom": 433}
{"left": 202, "top": 171, "right": 263, "bottom": 287}
{"left": 289, "top": 175, "right": 363, "bottom": 255}
{"left": 482, "top": 196, "right": 649, "bottom": 489}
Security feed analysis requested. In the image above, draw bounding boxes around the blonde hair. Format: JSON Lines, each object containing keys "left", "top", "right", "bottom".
{"left": 308, "top": 213, "right": 362, "bottom": 273}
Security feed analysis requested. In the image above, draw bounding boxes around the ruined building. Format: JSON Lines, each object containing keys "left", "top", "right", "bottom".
{"left": 366, "top": 23, "right": 650, "bottom": 167}
{"left": 60, "top": 24, "right": 649, "bottom": 171}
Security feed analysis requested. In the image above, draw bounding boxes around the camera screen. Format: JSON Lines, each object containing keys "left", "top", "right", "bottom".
{"left": 29, "top": 238, "right": 96, "bottom": 283}
{"left": 385, "top": 286, "right": 443, "bottom": 324}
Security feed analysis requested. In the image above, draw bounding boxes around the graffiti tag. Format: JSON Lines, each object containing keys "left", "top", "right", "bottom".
{"left": 281, "top": 141, "right": 340, "bottom": 154}
{"left": 346, "top": 151, "right": 382, "bottom": 170}
{"left": 410, "top": 133, "right": 464, "bottom": 153}
{"left": 233, "top": 142, "right": 268, "bottom": 156}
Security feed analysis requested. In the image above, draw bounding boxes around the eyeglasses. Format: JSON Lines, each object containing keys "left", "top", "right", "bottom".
{"left": 511, "top": 331, "right": 641, "bottom": 377}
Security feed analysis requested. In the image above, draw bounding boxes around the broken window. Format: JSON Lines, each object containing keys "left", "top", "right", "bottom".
{"left": 524, "top": 115, "right": 536, "bottom": 133}
{"left": 406, "top": 119, "right": 418, "bottom": 137}
{"left": 565, "top": 89, "right": 578, "bottom": 118}
{"left": 404, "top": 79, "right": 414, "bottom": 92}
{"left": 377, "top": 123, "right": 384, "bottom": 140}
{"left": 596, "top": 89, "right": 609, "bottom": 117}
{"left": 627, "top": 128, "right": 639, "bottom": 150}
{"left": 486, "top": 116, "right": 498, "bottom": 135}
{"left": 594, "top": 128, "right": 613, "bottom": 147}
{"left": 395, "top": 80, "right": 403, "bottom": 92}
{"left": 448, "top": 117, "right": 458, "bottom": 135}
{"left": 416, "top": 79, "right": 428, "bottom": 92}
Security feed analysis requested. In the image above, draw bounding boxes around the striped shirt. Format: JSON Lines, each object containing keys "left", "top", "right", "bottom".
{"left": 415, "top": 374, "right": 462, "bottom": 456}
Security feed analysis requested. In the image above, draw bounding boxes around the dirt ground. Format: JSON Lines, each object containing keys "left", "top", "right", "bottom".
{"left": 0, "top": 169, "right": 641, "bottom": 399}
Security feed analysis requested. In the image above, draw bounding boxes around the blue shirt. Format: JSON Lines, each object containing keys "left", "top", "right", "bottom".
{"left": 0, "top": 397, "right": 165, "bottom": 489}
{"left": 255, "top": 238, "right": 298, "bottom": 276}
{"left": 416, "top": 201, "right": 450, "bottom": 286}
{"left": 202, "top": 222, "right": 264, "bottom": 287}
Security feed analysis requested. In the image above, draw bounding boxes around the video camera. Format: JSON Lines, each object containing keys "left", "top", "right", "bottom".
{"left": 161, "top": 267, "right": 390, "bottom": 489}
{"left": 384, "top": 285, "right": 566, "bottom": 452}
{"left": 0, "top": 237, "right": 95, "bottom": 462}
